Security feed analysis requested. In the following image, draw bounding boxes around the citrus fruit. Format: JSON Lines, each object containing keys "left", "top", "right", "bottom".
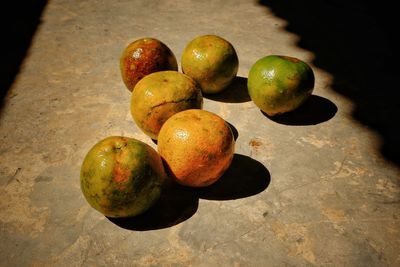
{"left": 120, "top": 38, "right": 178, "bottom": 91}
{"left": 247, "top": 55, "right": 315, "bottom": 116}
{"left": 158, "top": 109, "right": 235, "bottom": 187}
{"left": 130, "top": 71, "right": 203, "bottom": 140}
{"left": 181, "top": 35, "right": 239, "bottom": 94}
{"left": 80, "top": 136, "right": 166, "bottom": 218}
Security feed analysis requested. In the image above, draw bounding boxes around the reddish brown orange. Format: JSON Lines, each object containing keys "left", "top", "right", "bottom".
{"left": 120, "top": 38, "right": 178, "bottom": 91}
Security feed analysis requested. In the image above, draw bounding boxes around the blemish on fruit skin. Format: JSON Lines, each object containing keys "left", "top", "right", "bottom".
{"left": 249, "top": 138, "right": 263, "bottom": 148}
{"left": 144, "top": 90, "right": 154, "bottom": 97}
{"left": 193, "top": 49, "right": 205, "bottom": 60}
{"left": 132, "top": 48, "right": 143, "bottom": 59}
{"left": 279, "top": 55, "right": 300, "bottom": 63}
{"left": 202, "top": 127, "right": 210, "bottom": 133}
{"left": 262, "top": 69, "right": 275, "bottom": 80}
{"left": 175, "top": 129, "right": 189, "bottom": 140}
{"left": 113, "top": 164, "right": 130, "bottom": 183}
{"left": 191, "top": 114, "right": 202, "bottom": 121}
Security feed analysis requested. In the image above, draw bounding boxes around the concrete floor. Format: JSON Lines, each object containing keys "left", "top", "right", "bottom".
{"left": 1, "top": 0, "right": 399, "bottom": 266}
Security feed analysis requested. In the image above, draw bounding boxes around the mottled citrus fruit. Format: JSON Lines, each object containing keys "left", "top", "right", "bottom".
{"left": 158, "top": 109, "right": 235, "bottom": 187}
{"left": 248, "top": 55, "right": 315, "bottom": 116}
{"left": 130, "top": 71, "right": 203, "bottom": 140}
{"left": 80, "top": 136, "right": 166, "bottom": 218}
{"left": 120, "top": 38, "right": 178, "bottom": 91}
{"left": 181, "top": 35, "right": 239, "bottom": 94}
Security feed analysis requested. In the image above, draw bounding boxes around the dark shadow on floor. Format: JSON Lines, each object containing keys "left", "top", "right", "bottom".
{"left": 263, "top": 95, "right": 337, "bottom": 125}
{"left": 0, "top": 1, "right": 48, "bottom": 110}
{"left": 108, "top": 181, "right": 199, "bottom": 231}
{"left": 259, "top": 0, "right": 400, "bottom": 165}
{"left": 196, "top": 154, "right": 271, "bottom": 200}
{"left": 205, "top": 76, "right": 251, "bottom": 103}
{"left": 109, "top": 153, "right": 271, "bottom": 229}
{"left": 227, "top": 121, "right": 239, "bottom": 141}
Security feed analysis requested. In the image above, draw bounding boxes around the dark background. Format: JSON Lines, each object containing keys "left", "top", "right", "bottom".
{"left": 0, "top": 1, "right": 48, "bottom": 104}
{"left": 259, "top": 0, "right": 399, "bottom": 166}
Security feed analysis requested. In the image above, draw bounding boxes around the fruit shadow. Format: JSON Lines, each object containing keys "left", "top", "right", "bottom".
{"left": 108, "top": 153, "right": 270, "bottom": 230}
{"left": 262, "top": 95, "right": 337, "bottom": 125}
{"left": 195, "top": 154, "right": 271, "bottom": 200}
{"left": 204, "top": 76, "right": 251, "bottom": 103}
{"left": 227, "top": 121, "right": 239, "bottom": 141}
{"left": 107, "top": 181, "right": 199, "bottom": 231}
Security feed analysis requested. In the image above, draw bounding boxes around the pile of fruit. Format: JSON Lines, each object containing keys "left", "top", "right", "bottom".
{"left": 80, "top": 35, "right": 314, "bottom": 218}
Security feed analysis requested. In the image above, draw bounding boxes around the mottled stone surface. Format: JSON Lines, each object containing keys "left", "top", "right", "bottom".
{"left": 1, "top": 0, "right": 399, "bottom": 266}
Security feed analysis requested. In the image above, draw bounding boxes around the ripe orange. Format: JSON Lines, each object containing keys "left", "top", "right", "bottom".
{"left": 181, "top": 35, "right": 239, "bottom": 94}
{"left": 120, "top": 38, "right": 178, "bottom": 91}
{"left": 247, "top": 55, "right": 314, "bottom": 116}
{"left": 157, "top": 109, "right": 235, "bottom": 187}
{"left": 130, "top": 71, "right": 203, "bottom": 140}
{"left": 80, "top": 136, "right": 166, "bottom": 218}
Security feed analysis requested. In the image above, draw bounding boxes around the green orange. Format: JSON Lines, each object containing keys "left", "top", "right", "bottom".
{"left": 120, "top": 38, "right": 178, "bottom": 91}
{"left": 80, "top": 136, "right": 166, "bottom": 218}
{"left": 158, "top": 109, "right": 235, "bottom": 187}
{"left": 181, "top": 35, "right": 239, "bottom": 94}
{"left": 248, "top": 55, "right": 315, "bottom": 116}
{"left": 130, "top": 71, "right": 203, "bottom": 140}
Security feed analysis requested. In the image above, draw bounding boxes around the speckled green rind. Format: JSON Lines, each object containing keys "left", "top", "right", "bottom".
{"left": 181, "top": 35, "right": 239, "bottom": 94}
{"left": 248, "top": 55, "right": 315, "bottom": 116}
{"left": 80, "top": 136, "right": 166, "bottom": 218}
{"left": 130, "top": 71, "right": 203, "bottom": 140}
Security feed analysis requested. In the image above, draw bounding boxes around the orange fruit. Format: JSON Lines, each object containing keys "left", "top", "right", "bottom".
{"left": 248, "top": 55, "right": 315, "bottom": 116}
{"left": 120, "top": 38, "right": 178, "bottom": 91}
{"left": 158, "top": 109, "right": 235, "bottom": 187}
{"left": 130, "top": 71, "right": 203, "bottom": 140}
{"left": 181, "top": 35, "right": 239, "bottom": 94}
{"left": 80, "top": 136, "right": 166, "bottom": 218}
